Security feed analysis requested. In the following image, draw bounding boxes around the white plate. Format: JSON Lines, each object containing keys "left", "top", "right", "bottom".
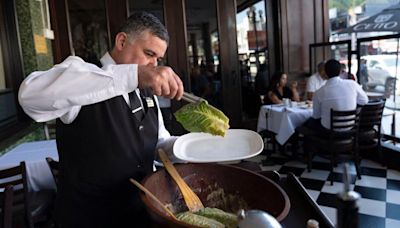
{"left": 173, "top": 129, "right": 264, "bottom": 163}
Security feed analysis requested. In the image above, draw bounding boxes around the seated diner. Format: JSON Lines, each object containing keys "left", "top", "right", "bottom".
{"left": 263, "top": 72, "right": 300, "bottom": 104}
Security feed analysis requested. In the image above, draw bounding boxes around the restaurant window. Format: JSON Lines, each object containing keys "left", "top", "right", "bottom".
{"left": 67, "top": 0, "right": 110, "bottom": 66}
{"left": 185, "top": 0, "right": 221, "bottom": 109}
{"left": 309, "top": 41, "right": 352, "bottom": 75}
{"left": 0, "top": 39, "right": 17, "bottom": 129}
{"left": 357, "top": 35, "right": 400, "bottom": 143}
{"left": 329, "top": 0, "right": 400, "bottom": 41}
{"left": 236, "top": 0, "right": 268, "bottom": 119}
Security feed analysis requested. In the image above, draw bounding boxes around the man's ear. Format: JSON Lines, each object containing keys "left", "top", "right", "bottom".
{"left": 114, "top": 32, "right": 128, "bottom": 51}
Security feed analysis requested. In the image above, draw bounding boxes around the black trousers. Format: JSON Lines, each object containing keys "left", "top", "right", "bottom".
{"left": 301, "top": 118, "right": 330, "bottom": 136}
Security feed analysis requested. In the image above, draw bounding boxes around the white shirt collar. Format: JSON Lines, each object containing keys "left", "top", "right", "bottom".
{"left": 326, "top": 76, "right": 341, "bottom": 85}
{"left": 317, "top": 73, "right": 326, "bottom": 81}
{"left": 100, "top": 52, "right": 116, "bottom": 67}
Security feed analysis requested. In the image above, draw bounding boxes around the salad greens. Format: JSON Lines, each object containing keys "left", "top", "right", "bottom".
{"left": 174, "top": 101, "right": 230, "bottom": 137}
{"left": 176, "top": 207, "right": 238, "bottom": 228}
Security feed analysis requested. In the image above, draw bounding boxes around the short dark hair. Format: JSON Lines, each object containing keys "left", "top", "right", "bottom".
{"left": 324, "top": 59, "right": 341, "bottom": 78}
{"left": 119, "top": 12, "right": 169, "bottom": 44}
{"left": 317, "top": 61, "right": 325, "bottom": 70}
{"left": 268, "top": 71, "right": 284, "bottom": 89}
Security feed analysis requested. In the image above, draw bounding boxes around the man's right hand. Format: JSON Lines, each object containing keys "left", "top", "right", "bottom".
{"left": 137, "top": 65, "right": 184, "bottom": 100}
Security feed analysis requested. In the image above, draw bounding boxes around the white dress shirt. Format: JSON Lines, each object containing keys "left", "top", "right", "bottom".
{"left": 312, "top": 76, "right": 369, "bottom": 129}
{"left": 18, "top": 53, "right": 176, "bottom": 151}
{"left": 307, "top": 73, "right": 326, "bottom": 93}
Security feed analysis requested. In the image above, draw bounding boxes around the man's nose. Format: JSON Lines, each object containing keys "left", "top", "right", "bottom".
{"left": 148, "top": 58, "right": 158, "bottom": 66}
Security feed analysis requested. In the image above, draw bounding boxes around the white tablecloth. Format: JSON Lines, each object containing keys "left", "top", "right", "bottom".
{"left": 0, "top": 140, "right": 58, "bottom": 191}
{"left": 257, "top": 105, "right": 313, "bottom": 145}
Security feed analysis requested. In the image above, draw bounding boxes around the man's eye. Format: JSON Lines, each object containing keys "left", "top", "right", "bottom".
{"left": 145, "top": 51, "right": 155, "bottom": 57}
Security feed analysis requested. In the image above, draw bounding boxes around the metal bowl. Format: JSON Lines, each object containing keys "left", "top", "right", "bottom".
{"left": 140, "top": 163, "right": 290, "bottom": 227}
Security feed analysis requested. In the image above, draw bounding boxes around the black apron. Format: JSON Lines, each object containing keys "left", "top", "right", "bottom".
{"left": 55, "top": 89, "right": 158, "bottom": 227}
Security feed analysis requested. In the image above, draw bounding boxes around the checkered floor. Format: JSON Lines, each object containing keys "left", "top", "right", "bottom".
{"left": 243, "top": 154, "right": 400, "bottom": 228}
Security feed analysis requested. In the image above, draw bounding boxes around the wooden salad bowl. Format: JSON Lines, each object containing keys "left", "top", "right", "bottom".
{"left": 140, "top": 163, "right": 290, "bottom": 227}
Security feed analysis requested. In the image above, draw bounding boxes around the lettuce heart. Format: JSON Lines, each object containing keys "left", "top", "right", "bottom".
{"left": 174, "top": 101, "right": 230, "bottom": 137}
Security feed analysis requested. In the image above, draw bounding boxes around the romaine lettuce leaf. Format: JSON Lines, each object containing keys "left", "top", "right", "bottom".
{"left": 174, "top": 101, "right": 230, "bottom": 136}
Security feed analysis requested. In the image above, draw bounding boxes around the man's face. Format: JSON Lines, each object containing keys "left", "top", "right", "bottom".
{"left": 318, "top": 67, "right": 327, "bottom": 79}
{"left": 116, "top": 30, "right": 167, "bottom": 66}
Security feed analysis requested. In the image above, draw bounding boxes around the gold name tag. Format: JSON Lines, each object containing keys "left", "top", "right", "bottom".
{"left": 145, "top": 97, "right": 154, "bottom": 107}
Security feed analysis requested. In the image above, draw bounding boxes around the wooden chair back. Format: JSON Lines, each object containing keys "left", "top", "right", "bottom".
{"left": 1, "top": 185, "right": 14, "bottom": 228}
{"left": 329, "top": 108, "right": 361, "bottom": 136}
{"left": 359, "top": 100, "right": 385, "bottom": 131}
{"left": 0, "top": 162, "right": 33, "bottom": 228}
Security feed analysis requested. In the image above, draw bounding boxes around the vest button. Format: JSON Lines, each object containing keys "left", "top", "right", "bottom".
{"left": 139, "top": 125, "right": 144, "bottom": 130}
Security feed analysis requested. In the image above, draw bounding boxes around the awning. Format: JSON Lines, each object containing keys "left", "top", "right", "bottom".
{"left": 338, "top": 4, "right": 400, "bottom": 34}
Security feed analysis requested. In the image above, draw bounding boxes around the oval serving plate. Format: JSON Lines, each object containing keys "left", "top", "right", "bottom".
{"left": 173, "top": 129, "right": 264, "bottom": 163}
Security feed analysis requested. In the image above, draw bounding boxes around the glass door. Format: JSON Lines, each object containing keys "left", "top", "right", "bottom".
{"left": 185, "top": 0, "right": 221, "bottom": 108}
{"left": 236, "top": 0, "right": 268, "bottom": 120}
{"left": 357, "top": 34, "right": 400, "bottom": 143}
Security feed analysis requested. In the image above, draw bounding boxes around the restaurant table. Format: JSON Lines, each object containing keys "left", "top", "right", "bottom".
{"left": 0, "top": 140, "right": 58, "bottom": 191}
{"left": 257, "top": 104, "right": 313, "bottom": 145}
{"left": 365, "top": 91, "right": 385, "bottom": 100}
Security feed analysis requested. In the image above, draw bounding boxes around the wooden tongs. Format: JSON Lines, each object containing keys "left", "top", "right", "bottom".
{"left": 129, "top": 178, "right": 177, "bottom": 219}
{"left": 158, "top": 149, "right": 204, "bottom": 212}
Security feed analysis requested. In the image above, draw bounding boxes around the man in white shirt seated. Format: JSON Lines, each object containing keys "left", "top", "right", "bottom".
{"left": 306, "top": 61, "right": 327, "bottom": 100}
{"left": 300, "top": 59, "right": 368, "bottom": 134}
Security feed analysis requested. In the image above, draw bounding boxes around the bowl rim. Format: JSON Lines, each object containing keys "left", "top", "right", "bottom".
{"left": 140, "top": 163, "right": 291, "bottom": 226}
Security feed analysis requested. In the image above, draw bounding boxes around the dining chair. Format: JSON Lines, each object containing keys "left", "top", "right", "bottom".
{"left": 261, "top": 110, "right": 277, "bottom": 153}
{"left": 358, "top": 100, "right": 385, "bottom": 165}
{"left": 1, "top": 185, "right": 14, "bottom": 228}
{"left": 46, "top": 157, "right": 59, "bottom": 186}
{"left": 0, "top": 162, "right": 56, "bottom": 228}
{"left": 307, "top": 108, "right": 362, "bottom": 185}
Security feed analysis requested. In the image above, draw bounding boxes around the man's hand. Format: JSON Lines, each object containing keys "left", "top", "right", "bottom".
{"left": 138, "top": 65, "right": 184, "bottom": 100}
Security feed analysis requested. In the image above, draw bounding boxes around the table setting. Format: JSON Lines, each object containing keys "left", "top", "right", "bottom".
{"left": 257, "top": 101, "right": 313, "bottom": 145}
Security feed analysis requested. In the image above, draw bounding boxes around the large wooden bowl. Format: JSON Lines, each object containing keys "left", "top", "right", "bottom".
{"left": 140, "top": 163, "right": 290, "bottom": 227}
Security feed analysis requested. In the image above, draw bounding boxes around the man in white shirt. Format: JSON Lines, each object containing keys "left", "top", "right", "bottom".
{"left": 301, "top": 59, "right": 368, "bottom": 134}
{"left": 19, "top": 12, "right": 183, "bottom": 227}
{"left": 306, "top": 61, "right": 327, "bottom": 100}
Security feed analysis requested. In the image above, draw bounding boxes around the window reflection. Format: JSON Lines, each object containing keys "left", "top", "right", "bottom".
{"left": 128, "top": 0, "right": 164, "bottom": 22}
{"left": 237, "top": 0, "right": 268, "bottom": 118}
{"left": 186, "top": 0, "right": 221, "bottom": 108}
{"left": 68, "top": 0, "right": 109, "bottom": 66}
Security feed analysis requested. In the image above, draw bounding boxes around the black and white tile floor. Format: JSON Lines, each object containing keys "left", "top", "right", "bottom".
{"left": 243, "top": 154, "right": 400, "bottom": 228}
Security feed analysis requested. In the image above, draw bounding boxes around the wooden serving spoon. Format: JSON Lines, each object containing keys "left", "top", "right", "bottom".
{"left": 158, "top": 149, "right": 204, "bottom": 212}
{"left": 130, "top": 178, "right": 177, "bottom": 219}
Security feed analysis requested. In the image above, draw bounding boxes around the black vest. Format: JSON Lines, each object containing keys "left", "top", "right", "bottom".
{"left": 55, "top": 89, "right": 158, "bottom": 227}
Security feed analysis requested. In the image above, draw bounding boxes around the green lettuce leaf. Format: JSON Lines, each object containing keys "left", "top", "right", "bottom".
{"left": 174, "top": 101, "right": 230, "bottom": 136}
